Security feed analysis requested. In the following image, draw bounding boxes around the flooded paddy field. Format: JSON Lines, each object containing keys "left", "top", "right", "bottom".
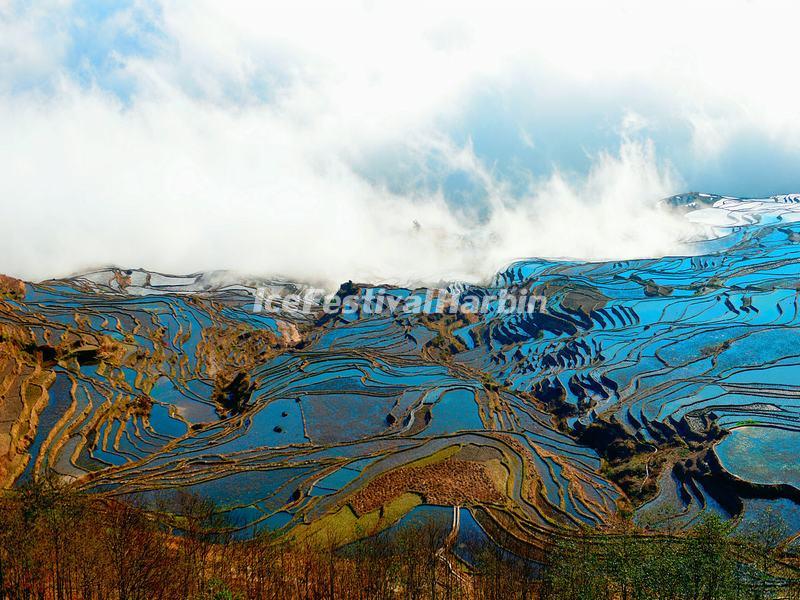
{"left": 2, "top": 194, "right": 800, "bottom": 555}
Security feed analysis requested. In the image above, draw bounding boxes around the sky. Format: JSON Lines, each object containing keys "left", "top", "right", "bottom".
{"left": 2, "top": 0, "right": 800, "bottom": 286}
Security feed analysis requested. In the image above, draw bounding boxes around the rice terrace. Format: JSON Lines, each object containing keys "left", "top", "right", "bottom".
{"left": 3, "top": 194, "right": 800, "bottom": 597}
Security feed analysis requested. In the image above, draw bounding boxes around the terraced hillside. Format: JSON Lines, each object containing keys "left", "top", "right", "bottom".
{"left": 1, "top": 194, "right": 799, "bottom": 555}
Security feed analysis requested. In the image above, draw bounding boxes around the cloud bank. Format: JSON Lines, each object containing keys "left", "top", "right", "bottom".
{"left": 1, "top": 0, "right": 798, "bottom": 286}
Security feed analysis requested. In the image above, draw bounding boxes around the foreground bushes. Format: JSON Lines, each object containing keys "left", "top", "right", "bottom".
{"left": 0, "top": 478, "right": 798, "bottom": 599}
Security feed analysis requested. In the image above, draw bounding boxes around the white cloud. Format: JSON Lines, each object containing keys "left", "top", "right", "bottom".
{"left": 0, "top": 84, "right": 690, "bottom": 286}
{"left": 0, "top": 0, "right": 798, "bottom": 285}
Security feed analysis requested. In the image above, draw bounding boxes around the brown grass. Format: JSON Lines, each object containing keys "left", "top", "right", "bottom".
{"left": 349, "top": 458, "right": 506, "bottom": 516}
